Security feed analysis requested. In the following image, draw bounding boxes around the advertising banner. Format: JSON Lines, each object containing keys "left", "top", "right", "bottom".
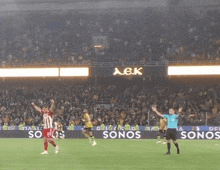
{"left": 0, "top": 130, "right": 30, "bottom": 138}
{"left": 0, "top": 125, "right": 208, "bottom": 131}
{"left": 180, "top": 131, "right": 220, "bottom": 140}
{"left": 0, "top": 130, "right": 220, "bottom": 139}
{"left": 0, "top": 130, "right": 155, "bottom": 139}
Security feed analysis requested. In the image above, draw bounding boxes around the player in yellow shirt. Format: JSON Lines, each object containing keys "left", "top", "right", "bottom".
{"left": 57, "top": 122, "right": 65, "bottom": 139}
{"left": 82, "top": 109, "right": 97, "bottom": 146}
{"left": 157, "top": 117, "right": 167, "bottom": 144}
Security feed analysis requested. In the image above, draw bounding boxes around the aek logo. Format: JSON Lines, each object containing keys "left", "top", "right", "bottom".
{"left": 113, "top": 67, "right": 143, "bottom": 76}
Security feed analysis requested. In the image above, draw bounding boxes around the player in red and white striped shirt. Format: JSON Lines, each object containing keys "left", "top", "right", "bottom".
{"left": 31, "top": 100, "right": 58, "bottom": 155}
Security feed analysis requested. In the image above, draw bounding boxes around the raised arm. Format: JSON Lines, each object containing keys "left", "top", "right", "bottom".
{"left": 31, "top": 102, "right": 42, "bottom": 113}
{"left": 50, "top": 99, "right": 55, "bottom": 113}
{"left": 151, "top": 106, "right": 164, "bottom": 118}
{"left": 177, "top": 107, "right": 183, "bottom": 117}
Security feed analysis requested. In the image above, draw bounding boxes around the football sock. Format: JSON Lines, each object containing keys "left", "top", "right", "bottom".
{"left": 49, "top": 140, "right": 56, "bottom": 147}
{"left": 167, "top": 143, "right": 171, "bottom": 153}
{"left": 157, "top": 136, "right": 160, "bottom": 141}
{"left": 44, "top": 142, "right": 48, "bottom": 151}
{"left": 163, "top": 137, "right": 166, "bottom": 142}
{"left": 84, "top": 134, "right": 89, "bottom": 138}
{"left": 174, "top": 143, "right": 179, "bottom": 149}
{"left": 91, "top": 136, "right": 95, "bottom": 142}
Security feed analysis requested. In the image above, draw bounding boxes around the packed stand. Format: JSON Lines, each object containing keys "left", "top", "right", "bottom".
{"left": 0, "top": 9, "right": 220, "bottom": 66}
{"left": 0, "top": 77, "right": 220, "bottom": 127}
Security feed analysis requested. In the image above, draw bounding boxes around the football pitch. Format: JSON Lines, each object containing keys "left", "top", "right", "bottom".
{"left": 0, "top": 139, "right": 219, "bottom": 170}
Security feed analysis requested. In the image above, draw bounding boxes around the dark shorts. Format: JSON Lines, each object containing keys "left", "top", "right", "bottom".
{"left": 84, "top": 127, "right": 92, "bottom": 133}
{"left": 166, "top": 129, "right": 177, "bottom": 141}
{"left": 159, "top": 129, "right": 167, "bottom": 136}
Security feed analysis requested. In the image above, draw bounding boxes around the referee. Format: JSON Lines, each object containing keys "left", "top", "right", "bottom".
{"left": 152, "top": 106, "right": 182, "bottom": 155}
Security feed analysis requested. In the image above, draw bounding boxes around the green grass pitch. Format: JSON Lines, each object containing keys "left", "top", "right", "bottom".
{"left": 0, "top": 139, "right": 220, "bottom": 170}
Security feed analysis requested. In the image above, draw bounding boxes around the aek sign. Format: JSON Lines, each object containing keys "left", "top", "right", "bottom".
{"left": 113, "top": 67, "right": 143, "bottom": 76}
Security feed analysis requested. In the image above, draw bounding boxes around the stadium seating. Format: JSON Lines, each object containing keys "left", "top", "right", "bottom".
{"left": 0, "top": 8, "right": 220, "bottom": 127}
{"left": 0, "top": 9, "right": 219, "bottom": 65}
{"left": 0, "top": 77, "right": 219, "bottom": 126}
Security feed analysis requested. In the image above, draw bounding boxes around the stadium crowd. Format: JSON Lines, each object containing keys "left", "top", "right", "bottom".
{"left": 0, "top": 9, "right": 220, "bottom": 65}
{"left": 0, "top": 8, "right": 220, "bottom": 128}
{"left": 0, "top": 77, "right": 220, "bottom": 127}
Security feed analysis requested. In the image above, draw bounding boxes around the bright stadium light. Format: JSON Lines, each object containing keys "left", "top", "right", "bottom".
{"left": 0, "top": 68, "right": 59, "bottom": 77}
{"left": 94, "top": 45, "right": 103, "bottom": 48}
{"left": 168, "top": 66, "right": 220, "bottom": 75}
{"left": 60, "top": 67, "right": 89, "bottom": 77}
